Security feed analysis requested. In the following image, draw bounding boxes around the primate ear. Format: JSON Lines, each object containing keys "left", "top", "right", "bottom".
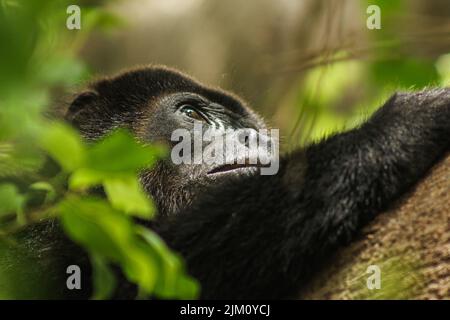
{"left": 65, "top": 91, "right": 98, "bottom": 121}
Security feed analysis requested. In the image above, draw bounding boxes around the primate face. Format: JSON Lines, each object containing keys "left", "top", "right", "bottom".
{"left": 66, "top": 66, "right": 269, "bottom": 216}
{"left": 147, "top": 91, "right": 273, "bottom": 178}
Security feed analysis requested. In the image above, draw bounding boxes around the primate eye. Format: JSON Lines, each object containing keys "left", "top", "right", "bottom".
{"left": 180, "top": 104, "right": 206, "bottom": 122}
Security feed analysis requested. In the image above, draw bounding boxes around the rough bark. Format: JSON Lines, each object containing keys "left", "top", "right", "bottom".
{"left": 299, "top": 153, "right": 450, "bottom": 300}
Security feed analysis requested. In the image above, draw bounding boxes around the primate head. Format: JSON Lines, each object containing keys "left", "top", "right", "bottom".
{"left": 65, "top": 66, "right": 272, "bottom": 216}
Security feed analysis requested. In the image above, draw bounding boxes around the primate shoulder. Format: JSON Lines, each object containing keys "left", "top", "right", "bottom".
{"left": 299, "top": 153, "right": 450, "bottom": 299}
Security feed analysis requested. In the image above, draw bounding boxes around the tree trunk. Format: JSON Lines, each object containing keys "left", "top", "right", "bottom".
{"left": 299, "top": 153, "right": 450, "bottom": 300}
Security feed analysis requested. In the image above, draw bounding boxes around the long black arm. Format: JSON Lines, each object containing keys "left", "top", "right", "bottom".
{"left": 157, "top": 89, "right": 450, "bottom": 299}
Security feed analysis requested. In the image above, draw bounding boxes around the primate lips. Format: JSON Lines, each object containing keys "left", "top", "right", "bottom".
{"left": 207, "top": 163, "right": 261, "bottom": 174}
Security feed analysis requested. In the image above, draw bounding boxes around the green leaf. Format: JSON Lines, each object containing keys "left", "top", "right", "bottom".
{"left": 104, "top": 176, "right": 154, "bottom": 219}
{"left": 137, "top": 227, "right": 180, "bottom": 298}
{"left": 58, "top": 196, "right": 158, "bottom": 295}
{"left": 137, "top": 226, "right": 200, "bottom": 299}
{"left": 30, "top": 181, "right": 56, "bottom": 202}
{"left": 120, "top": 243, "right": 158, "bottom": 295}
{"left": 39, "top": 122, "right": 86, "bottom": 172}
{"left": 0, "top": 183, "right": 24, "bottom": 217}
{"left": 69, "top": 168, "right": 106, "bottom": 190}
{"left": 86, "top": 129, "right": 165, "bottom": 173}
{"left": 174, "top": 275, "right": 200, "bottom": 299}
{"left": 59, "top": 197, "right": 131, "bottom": 261}
{"left": 91, "top": 254, "right": 116, "bottom": 300}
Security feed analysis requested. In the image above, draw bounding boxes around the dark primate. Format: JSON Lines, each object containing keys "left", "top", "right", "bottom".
{"left": 13, "top": 66, "right": 450, "bottom": 299}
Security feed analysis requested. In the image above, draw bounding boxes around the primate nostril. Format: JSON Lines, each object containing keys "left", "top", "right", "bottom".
{"left": 244, "top": 135, "right": 249, "bottom": 147}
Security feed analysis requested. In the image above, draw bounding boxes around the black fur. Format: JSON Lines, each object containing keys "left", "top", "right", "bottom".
{"left": 10, "top": 66, "right": 450, "bottom": 299}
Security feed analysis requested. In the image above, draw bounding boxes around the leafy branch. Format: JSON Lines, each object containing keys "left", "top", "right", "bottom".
{"left": 0, "top": 0, "right": 199, "bottom": 299}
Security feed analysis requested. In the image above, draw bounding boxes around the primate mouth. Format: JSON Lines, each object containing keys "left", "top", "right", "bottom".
{"left": 207, "top": 163, "right": 260, "bottom": 174}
